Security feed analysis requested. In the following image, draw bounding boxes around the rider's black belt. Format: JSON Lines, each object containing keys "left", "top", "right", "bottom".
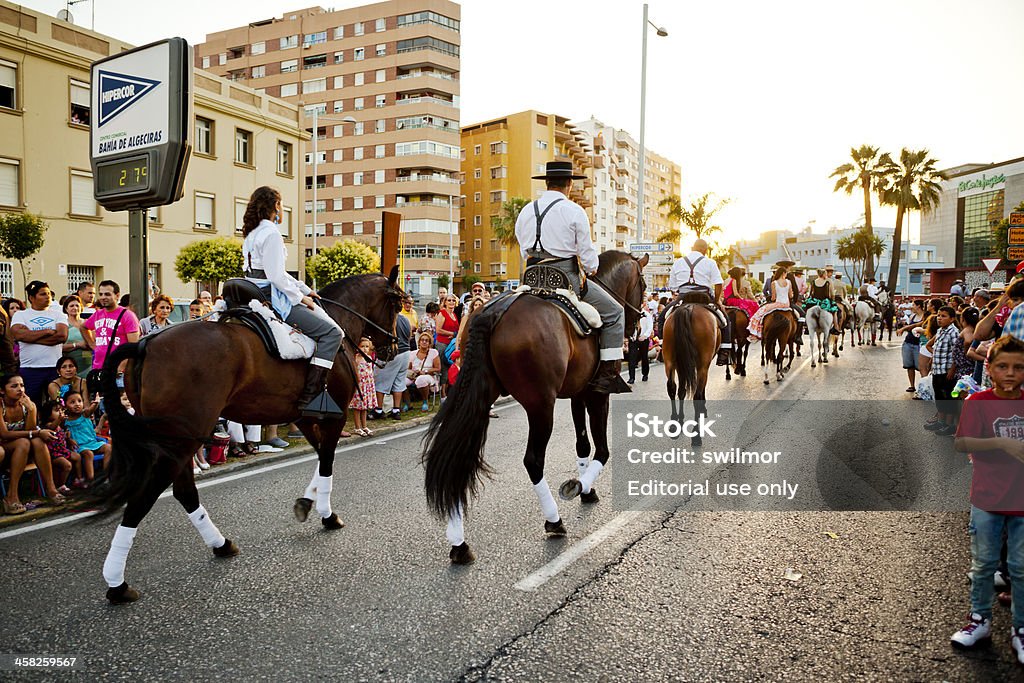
{"left": 244, "top": 269, "right": 267, "bottom": 278}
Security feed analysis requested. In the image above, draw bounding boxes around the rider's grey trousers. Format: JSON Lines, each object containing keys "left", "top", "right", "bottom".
{"left": 582, "top": 282, "right": 625, "bottom": 361}
{"left": 285, "top": 303, "right": 343, "bottom": 368}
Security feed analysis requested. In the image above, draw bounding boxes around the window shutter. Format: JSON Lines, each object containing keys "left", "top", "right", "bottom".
{"left": 71, "top": 173, "right": 95, "bottom": 215}
{"left": 196, "top": 194, "right": 214, "bottom": 227}
{"left": 0, "top": 161, "right": 17, "bottom": 205}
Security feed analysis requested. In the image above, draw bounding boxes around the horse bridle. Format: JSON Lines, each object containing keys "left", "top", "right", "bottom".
{"left": 588, "top": 259, "right": 646, "bottom": 318}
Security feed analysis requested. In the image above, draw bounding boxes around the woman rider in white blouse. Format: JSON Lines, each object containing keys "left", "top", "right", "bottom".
{"left": 241, "top": 186, "right": 343, "bottom": 413}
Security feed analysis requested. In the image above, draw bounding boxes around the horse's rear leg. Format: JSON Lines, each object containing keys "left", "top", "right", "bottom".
{"left": 103, "top": 461, "right": 175, "bottom": 604}
{"left": 561, "top": 393, "right": 609, "bottom": 504}
{"left": 523, "top": 402, "right": 565, "bottom": 537}
{"left": 692, "top": 382, "right": 708, "bottom": 448}
{"left": 666, "top": 365, "right": 679, "bottom": 421}
{"left": 294, "top": 419, "right": 344, "bottom": 529}
{"left": 172, "top": 464, "right": 239, "bottom": 558}
{"left": 571, "top": 397, "right": 591, "bottom": 480}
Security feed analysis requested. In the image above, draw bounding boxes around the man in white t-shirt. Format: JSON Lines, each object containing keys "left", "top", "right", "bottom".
{"left": 11, "top": 281, "right": 68, "bottom": 402}
{"left": 665, "top": 239, "right": 731, "bottom": 366}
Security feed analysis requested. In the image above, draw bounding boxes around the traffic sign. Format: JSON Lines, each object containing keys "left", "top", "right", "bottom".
{"left": 1010, "top": 212, "right": 1024, "bottom": 226}
{"left": 982, "top": 258, "right": 1002, "bottom": 275}
{"left": 629, "top": 243, "right": 674, "bottom": 253}
{"left": 90, "top": 38, "right": 192, "bottom": 211}
{"left": 1008, "top": 247, "right": 1024, "bottom": 261}
{"left": 1009, "top": 226, "right": 1024, "bottom": 245}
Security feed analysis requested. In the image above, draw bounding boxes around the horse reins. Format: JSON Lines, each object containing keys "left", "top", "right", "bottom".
{"left": 588, "top": 271, "right": 645, "bottom": 317}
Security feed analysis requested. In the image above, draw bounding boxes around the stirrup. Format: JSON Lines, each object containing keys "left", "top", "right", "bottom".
{"left": 300, "top": 389, "right": 344, "bottom": 418}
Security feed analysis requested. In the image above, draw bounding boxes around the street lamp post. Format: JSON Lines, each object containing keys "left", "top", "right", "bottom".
{"left": 448, "top": 193, "right": 454, "bottom": 293}
{"left": 309, "top": 108, "right": 357, "bottom": 287}
{"left": 637, "top": 3, "right": 668, "bottom": 242}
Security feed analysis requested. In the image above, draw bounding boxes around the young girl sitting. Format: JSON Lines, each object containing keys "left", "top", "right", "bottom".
{"left": 41, "top": 399, "right": 86, "bottom": 489}
{"left": 64, "top": 390, "right": 112, "bottom": 472}
{"left": 348, "top": 337, "right": 378, "bottom": 437}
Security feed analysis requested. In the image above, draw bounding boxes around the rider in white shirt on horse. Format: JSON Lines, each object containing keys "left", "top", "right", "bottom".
{"left": 665, "top": 239, "right": 732, "bottom": 366}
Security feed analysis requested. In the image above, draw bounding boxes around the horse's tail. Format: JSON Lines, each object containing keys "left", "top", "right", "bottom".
{"left": 90, "top": 341, "right": 184, "bottom": 517}
{"left": 421, "top": 308, "right": 498, "bottom": 521}
{"left": 670, "top": 305, "right": 700, "bottom": 398}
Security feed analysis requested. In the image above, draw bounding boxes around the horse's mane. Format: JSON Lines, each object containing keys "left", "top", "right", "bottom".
{"left": 597, "top": 250, "right": 635, "bottom": 279}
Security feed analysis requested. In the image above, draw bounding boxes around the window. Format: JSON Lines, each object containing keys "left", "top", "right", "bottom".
{"left": 354, "top": 22, "right": 364, "bottom": 36}
{"left": 353, "top": 196, "right": 363, "bottom": 209}
{"left": 0, "top": 158, "right": 18, "bottom": 206}
{"left": 277, "top": 141, "right": 292, "bottom": 175}
{"left": 66, "top": 266, "right": 97, "bottom": 297}
{"left": 354, "top": 147, "right": 364, "bottom": 161}
{"left": 303, "top": 54, "right": 327, "bottom": 69}
{"left": 280, "top": 207, "right": 292, "bottom": 239}
{"left": 375, "top": 119, "right": 385, "bottom": 133}
{"left": 234, "top": 199, "right": 247, "bottom": 234}
{"left": 251, "top": 65, "right": 265, "bottom": 79}
{"left": 375, "top": 144, "right": 385, "bottom": 159}
{"left": 70, "top": 170, "right": 97, "bottom": 216}
{"left": 375, "top": 18, "right": 386, "bottom": 32}
{"left": 251, "top": 41, "right": 265, "bottom": 55}
{"left": 354, "top": 121, "right": 364, "bottom": 135}
{"left": 303, "top": 31, "right": 327, "bottom": 46}
{"left": 195, "top": 192, "right": 215, "bottom": 229}
{"left": 332, "top": 174, "right": 342, "bottom": 187}
{"left": 490, "top": 141, "right": 507, "bottom": 154}
{"left": 354, "top": 97, "right": 364, "bottom": 111}
{"left": 194, "top": 117, "right": 213, "bottom": 155}
{"left": 334, "top": 51, "right": 344, "bottom": 64}
{"left": 375, "top": 69, "right": 385, "bottom": 83}
{"left": 473, "top": 215, "right": 481, "bottom": 226}
{"left": 537, "top": 140, "right": 548, "bottom": 150}
{"left": 375, "top": 195, "right": 384, "bottom": 208}
{"left": 376, "top": 43, "right": 386, "bottom": 56}
{"left": 397, "top": 11, "right": 460, "bottom": 31}
{"left": 354, "top": 72, "right": 365, "bottom": 87}
{"left": 201, "top": 55, "right": 210, "bottom": 69}
{"left": 473, "top": 192, "right": 481, "bottom": 202}
{"left": 0, "top": 60, "right": 16, "bottom": 109}
{"left": 473, "top": 168, "right": 481, "bottom": 179}
{"left": 375, "top": 94, "right": 386, "bottom": 108}
{"left": 304, "top": 151, "right": 326, "bottom": 164}
{"left": 281, "top": 59, "right": 298, "bottom": 73}
{"left": 490, "top": 190, "right": 507, "bottom": 204}
{"left": 395, "top": 141, "right": 460, "bottom": 158}
{"left": 303, "top": 103, "right": 326, "bottom": 117}
{"left": 473, "top": 239, "right": 482, "bottom": 248}
{"left": 305, "top": 175, "right": 327, "bottom": 190}
{"left": 280, "top": 35, "right": 298, "bottom": 49}
{"left": 354, "top": 47, "right": 364, "bottom": 61}
{"left": 302, "top": 77, "right": 326, "bottom": 94}
{"left": 332, "top": 149, "right": 343, "bottom": 162}
{"left": 235, "top": 129, "right": 253, "bottom": 165}
{"left": 219, "top": 53, "right": 227, "bottom": 65}
{"left": 353, "top": 172, "right": 363, "bottom": 186}
{"left": 474, "top": 144, "right": 481, "bottom": 155}
{"left": 396, "top": 37, "right": 459, "bottom": 57}
{"left": 374, "top": 169, "right": 385, "bottom": 183}
{"left": 280, "top": 83, "right": 298, "bottom": 97}
{"left": 330, "top": 125, "right": 343, "bottom": 138}
{"left": 473, "top": 262, "right": 481, "bottom": 273}
{"left": 69, "top": 79, "right": 90, "bottom": 125}
{"left": 333, "top": 100, "right": 344, "bottom": 113}
{"left": 490, "top": 166, "right": 507, "bottom": 179}
{"left": 147, "top": 206, "right": 160, "bottom": 224}
{"left": 333, "top": 26, "right": 344, "bottom": 40}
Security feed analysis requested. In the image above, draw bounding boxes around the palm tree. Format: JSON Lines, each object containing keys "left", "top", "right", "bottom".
{"left": 656, "top": 192, "right": 729, "bottom": 245}
{"left": 830, "top": 145, "right": 889, "bottom": 278}
{"left": 879, "top": 149, "right": 945, "bottom": 293}
{"left": 836, "top": 228, "right": 886, "bottom": 287}
{"left": 492, "top": 196, "right": 530, "bottom": 246}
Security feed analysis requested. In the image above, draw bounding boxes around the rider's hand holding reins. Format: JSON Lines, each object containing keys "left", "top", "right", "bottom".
{"left": 301, "top": 295, "right": 317, "bottom": 310}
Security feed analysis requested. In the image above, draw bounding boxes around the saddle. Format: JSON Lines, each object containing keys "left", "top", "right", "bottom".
{"left": 486, "top": 287, "right": 601, "bottom": 337}
{"left": 217, "top": 278, "right": 315, "bottom": 360}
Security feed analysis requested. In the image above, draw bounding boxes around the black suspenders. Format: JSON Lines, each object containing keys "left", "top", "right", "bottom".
{"left": 529, "top": 197, "right": 565, "bottom": 255}
{"left": 681, "top": 255, "right": 705, "bottom": 284}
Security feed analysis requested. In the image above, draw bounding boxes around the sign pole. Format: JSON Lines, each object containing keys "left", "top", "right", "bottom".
{"left": 128, "top": 209, "right": 149, "bottom": 318}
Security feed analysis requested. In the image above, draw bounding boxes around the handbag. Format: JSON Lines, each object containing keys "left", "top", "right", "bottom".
{"left": 407, "top": 352, "right": 429, "bottom": 381}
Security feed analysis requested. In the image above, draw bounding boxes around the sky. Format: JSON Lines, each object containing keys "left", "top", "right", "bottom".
{"left": 26, "top": 0, "right": 1024, "bottom": 245}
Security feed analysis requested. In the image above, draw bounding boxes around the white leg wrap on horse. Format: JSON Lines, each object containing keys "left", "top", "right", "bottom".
{"left": 579, "top": 460, "right": 605, "bottom": 494}
{"left": 303, "top": 465, "right": 319, "bottom": 499}
{"left": 445, "top": 506, "right": 465, "bottom": 546}
{"left": 577, "top": 457, "right": 590, "bottom": 478}
{"left": 315, "top": 474, "right": 333, "bottom": 518}
{"left": 532, "top": 478, "right": 560, "bottom": 523}
{"left": 103, "top": 525, "right": 137, "bottom": 587}
{"left": 188, "top": 505, "right": 226, "bottom": 548}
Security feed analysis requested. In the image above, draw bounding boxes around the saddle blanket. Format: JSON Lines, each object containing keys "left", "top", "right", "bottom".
{"left": 514, "top": 285, "right": 602, "bottom": 329}
{"left": 211, "top": 300, "right": 317, "bottom": 360}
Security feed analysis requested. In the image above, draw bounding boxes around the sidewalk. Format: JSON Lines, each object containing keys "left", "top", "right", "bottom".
{"left": 0, "top": 399, "right": 474, "bottom": 530}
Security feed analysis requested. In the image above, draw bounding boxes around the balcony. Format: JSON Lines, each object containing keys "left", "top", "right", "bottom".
{"left": 397, "top": 69, "right": 458, "bottom": 82}
{"left": 396, "top": 95, "right": 456, "bottom": 107}
{"left": 396, "top": 197, "right": 453, "bottom": 208}
{"left": 396, "top": 173, "right": 460, "bottom": 184}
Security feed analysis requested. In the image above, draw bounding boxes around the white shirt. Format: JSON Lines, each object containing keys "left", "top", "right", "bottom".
{"left": 243, "top": 219, "right": 311, "bottom": 305}
{"left": 633, "top": 312, "right": 654, "bottom": 341}
{"left": 773, "top": 279, "right": 792, "bottom": 306}
{"left": 866, "top": 283, "right": 879, "bottom": 298}
{"left": 668, "top": 251, "right": 723, "bottom": 291}
{"left": 12, "top": 307, "right": 67, "bottom": 368}
{"left": 515, "top": 191, "right": 599, "bottom": 274}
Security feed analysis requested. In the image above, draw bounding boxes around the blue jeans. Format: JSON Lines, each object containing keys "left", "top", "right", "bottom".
{"left": 969, "top": 506, "right": 1024, "bottom": 627}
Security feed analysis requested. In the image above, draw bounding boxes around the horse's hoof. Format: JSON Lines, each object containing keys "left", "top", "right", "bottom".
{"left": 213, "top": 538, "right": 240, "bottom": 558}
{"left": 558, "top": 479, "right": 582, "bottom": 500}
{"left": 796, "top": 350, "right": 802, "bottom": 357}
{"left": 811, "top": 362, "right": 816, "bottom": 368}
{"left": 580, "top": 488, "right": 600, "bottom": 504}
{"left": 321, "top": 513, "right": 345, "bottom": 530}
{"left": 544, "top": 519, "right": 568, "bottom": 537}
{"left": 449, "top": 542, "right": 476, "bottom": 565}
{"left": 106, "top": 581, "right": 140, "bottom": 604}
{"left": 763, "top": 380, "right": 770, "bottom": 385}
{"left": 293, "top": 497, "right": 313, "bottom": 523}
{"left": 822, "top": 357, "right": 828, "bottom": 364}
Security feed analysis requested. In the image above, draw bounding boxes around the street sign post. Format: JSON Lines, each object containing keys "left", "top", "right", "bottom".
{"left": 629, "top": 242, "right": 674, "bottom": 253}
{"left": 89, "top": 37, "right": 192, "bottom": 317}
{"left": 982, "top": 258, "right": 1002, "bottom": 275}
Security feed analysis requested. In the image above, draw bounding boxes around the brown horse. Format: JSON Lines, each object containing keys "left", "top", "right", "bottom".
{"left": 93, "top": 271, "right": 404, "bottom": 603}
{"left": 831, "top": 302, "right": 847, "bottom": 358}
{"left": 761, "top": 309, "right": 797, "bottom": 384}
{"left": 725, "top": 308, "right": 750, "bottom": 379}
{"left": 422, "top": 251, "right": 647, "bottom": 564}
{"left": 662, "top": 302, "right": 719, "bottom": 447}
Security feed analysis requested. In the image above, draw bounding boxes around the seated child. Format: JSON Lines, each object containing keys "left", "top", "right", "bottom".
{"left": 41, "top": 399, "right": 85, "bottom": 490}
{"left": 64, "top": 390, "right": 112, "bottom": 472}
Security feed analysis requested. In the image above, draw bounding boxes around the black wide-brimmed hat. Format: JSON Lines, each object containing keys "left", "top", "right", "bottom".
{"left": 775, "top": 259, "right": 795, "bottom": 268}
{"left": 532, "top": 160, "right": 587, "bottom": 180}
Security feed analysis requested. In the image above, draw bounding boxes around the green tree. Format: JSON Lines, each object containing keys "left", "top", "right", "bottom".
{"left": 492, "top": 196, "right": 530, "bottom": 246}
{"left": 0, "top": 212, "right": 47, "bottom": 283}
{"left": 836, "top": 228, "right": 886, "bottom": 287}
{"left": 461, "top": 274, "right": 481, "bottom": 291}
{"left": 992, "top": 200, "right": 1024, "bottom": 265}
{"left": 305, "top": 240, "right": 380, "bottom": 285}
{"left": 830, "top": 145, "right": 890, "bottom": 278}
{"left": 436, "top": 273, "right": 450, "bottom": 290}
{"left": 657, "top": 192, "right": 730, "bottom": 246}
{"left": 175, "top": 237, "right": 243, "bottom": 293}
{"left": 879, "top": 149, "right": 945, "bottom": 292}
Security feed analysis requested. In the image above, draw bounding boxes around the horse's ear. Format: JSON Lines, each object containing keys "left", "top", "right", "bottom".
{"left": 637, "top": 253, "right": 650, "bottom": 269}
{"left": 386, "top": 265, "right": 399, "bottom": 288}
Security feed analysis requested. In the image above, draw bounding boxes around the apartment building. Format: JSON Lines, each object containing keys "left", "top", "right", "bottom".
{"left": 458, "top": 111, "right": 593, "bottom": 289}
{"left": 195, "top": 1, "right": 461, "bottom": 298}
{"left": 0, "top": 1, "right": 305, "bottom": 299}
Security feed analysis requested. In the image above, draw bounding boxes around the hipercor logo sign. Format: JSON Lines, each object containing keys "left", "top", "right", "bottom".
{"left": 97, "top": 70, "right": 160, "bottom": 127}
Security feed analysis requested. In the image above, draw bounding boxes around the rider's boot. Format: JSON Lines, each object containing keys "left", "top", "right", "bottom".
{"left": 298, "top": 364, "right": 343, "bottom": 417}
{"left": 716, "top": 347, "right": 731, "bottom": 366}
{"left": 588, "top": 360, "right": 631, "bottom": 394}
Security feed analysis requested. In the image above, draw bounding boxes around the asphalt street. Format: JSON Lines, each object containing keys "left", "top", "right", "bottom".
{"left": 1, "top": 335, "right": 1020, "bottom": 681}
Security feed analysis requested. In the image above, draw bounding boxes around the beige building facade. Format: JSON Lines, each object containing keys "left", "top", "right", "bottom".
{"left": 0, "top": 1, "right": 306, "bottom": 302}
{"left": 194, "top": 1, "right": 461, "bottom": 299}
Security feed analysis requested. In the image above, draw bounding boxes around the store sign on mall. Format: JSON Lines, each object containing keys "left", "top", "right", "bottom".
{"left": 958, "top": 173, "right": 1006, "bottom": 197}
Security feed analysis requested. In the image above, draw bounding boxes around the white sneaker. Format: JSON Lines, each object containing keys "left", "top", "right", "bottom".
{"left": 193, "top": 466, "right": 202, "bottom": 476}
{"left": 995, "top": 570, "right": 1009, "bottom": 589}
{"left": 1013, "top": 627, "right": 1024, "bottom": 665}
{"left": 951, "top": 613, "right": 991, "bottom": 648}
{"left": 198, "top": 461, "right": 211, "bottom": 470}
{"left": 257, "top": 444, "right": 283, "bottom": 453}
